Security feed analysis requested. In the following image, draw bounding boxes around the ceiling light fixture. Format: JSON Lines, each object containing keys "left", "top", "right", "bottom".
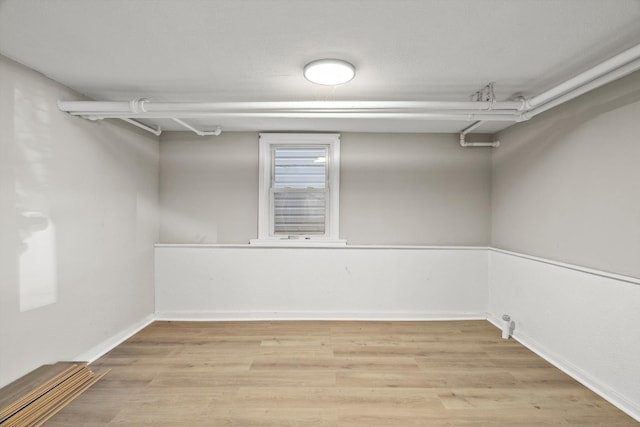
{"left": 304, "top": 59, "right": 355, "bottom": 85}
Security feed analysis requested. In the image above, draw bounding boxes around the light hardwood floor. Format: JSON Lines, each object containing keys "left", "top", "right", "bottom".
{"left": 47, "top": 321, "right": 636, "bottom": 426}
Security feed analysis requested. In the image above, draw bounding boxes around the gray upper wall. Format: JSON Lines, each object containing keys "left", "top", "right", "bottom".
{"left": 492, "top": 70, "right": 640, "bottom": 278}
{"left": 160, "top": 132, "right": 259, "bottom": 244}
{"left": 340, "top": 133, "right": 490, "bottom": 245}
{"left": 159, "top": 132, "right": 492, "bottom": 245}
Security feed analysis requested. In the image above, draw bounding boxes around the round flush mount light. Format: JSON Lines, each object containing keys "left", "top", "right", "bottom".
{"left": 303, "top": 59, "right": 355, "bottom": 85}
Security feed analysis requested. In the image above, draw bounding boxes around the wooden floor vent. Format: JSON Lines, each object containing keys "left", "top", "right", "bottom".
{"left": 0, "top": 362, "right": 109, "bottom": 426}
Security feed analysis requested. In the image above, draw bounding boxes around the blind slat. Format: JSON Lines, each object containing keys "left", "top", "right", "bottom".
{"left": 273, "top": 147, "right": 327, "bottom": 189}
{"left": 273, "top": 190, "right": 326, "bottom": 234}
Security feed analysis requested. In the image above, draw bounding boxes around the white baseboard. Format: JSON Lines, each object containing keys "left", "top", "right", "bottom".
{"left": 69, "top": 312, "right": 481, "bottom": 365}
{"left": 73, "top": 314, "right": 155, "bottom": 363}
{"left": 486, "top": 315, "right": 640, "bottom": 422}
{"left": 155, "top": 311, "right": 487, "bottom": 321}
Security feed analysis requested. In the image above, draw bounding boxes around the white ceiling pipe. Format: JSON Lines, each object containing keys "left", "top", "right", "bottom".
{"left": 527, "top": 43, "right": 640, "bottom": 109}
{"left": 460, "top": 120, "right": 485, "bottom": 135}
{"left": 525, "top": 57, "right": 640, "bottom": 119}
{"left": 172, "top": 118, "right": 222, "bottom": 136}
{"left": 150, "top": 108, "right": 522, "bottom": 115}
{"left": 459, "top": 121, "right": 499, "bottom": 148}
{"left": 461, "top": 46, "right": 640, "bottom": 147}
{"left": 63, "top": 111, "right": 524, "bottom": 121}
{"left": 459, "top": 136, "right": 499, "bottom": 148}
{"left": 462, "top": 51, "right": 640, "bottom": 144}
{"left": 68, "top": 109, "right": 522, "bottom": 117}
{"left": 57, "top": 100, "right": 132, "bottom": 112}
{"left": 198, "top": 107, "right": 517, "bottom": 114}
{"left": 121, "top": 118, "right": 162, "bottom": 136}
{"left": 141, "top": 100, "right": 526, "bottom": 112}
{"left": 67, "top": 111, "right": 521, "bottom": 119}
{"left": 58, "top": 100, "right": 525, "bottom": 115}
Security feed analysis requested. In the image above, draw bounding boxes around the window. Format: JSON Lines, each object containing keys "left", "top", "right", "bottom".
{"left": 252, "top": 133, "right": 343, "bottom": 245}
{"left": 273, "top": 146, "right": 327, "bottom": 235}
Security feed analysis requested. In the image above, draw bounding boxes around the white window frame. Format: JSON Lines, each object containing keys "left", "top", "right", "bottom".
{"left": 251, "top": 133, "right": 344, "bottom": 246}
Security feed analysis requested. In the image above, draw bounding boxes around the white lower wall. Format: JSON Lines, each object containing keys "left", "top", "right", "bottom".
{"left": 155, "top": 246, "right": 488, "bottom": 319}
{"left": 488, "top": 249, "right": 640, "bottom": 421}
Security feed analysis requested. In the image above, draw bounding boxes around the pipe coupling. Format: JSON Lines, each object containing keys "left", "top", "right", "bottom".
{"left": 130, "top": 98, "right": 149, "bottom": 114}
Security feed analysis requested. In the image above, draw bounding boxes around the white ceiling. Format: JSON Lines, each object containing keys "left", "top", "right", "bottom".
{"left": 1, "top": 0, "right": 640, "bottom": 133}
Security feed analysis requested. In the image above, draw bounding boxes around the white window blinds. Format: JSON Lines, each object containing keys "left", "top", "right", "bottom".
{"left": 272, "top": 147, "right": 328, "bottom": 234}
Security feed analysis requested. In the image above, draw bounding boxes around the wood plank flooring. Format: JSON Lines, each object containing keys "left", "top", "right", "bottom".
{"left": 46, "top": 321, "right": 636, "bottom": 426}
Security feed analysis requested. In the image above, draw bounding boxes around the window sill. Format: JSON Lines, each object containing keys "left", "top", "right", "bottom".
{"left": 249, "top": 238, "right": 347, "bottom": 248}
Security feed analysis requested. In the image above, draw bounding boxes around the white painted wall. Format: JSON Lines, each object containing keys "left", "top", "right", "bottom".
{"left": 0, "top": 55, "right": 159, "bottom": 387}
{"left": 487, "top": 250, "right": 640, "bottom": 420}
{"left": 155, "top": 246, "right": 488, "bottom": 320}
